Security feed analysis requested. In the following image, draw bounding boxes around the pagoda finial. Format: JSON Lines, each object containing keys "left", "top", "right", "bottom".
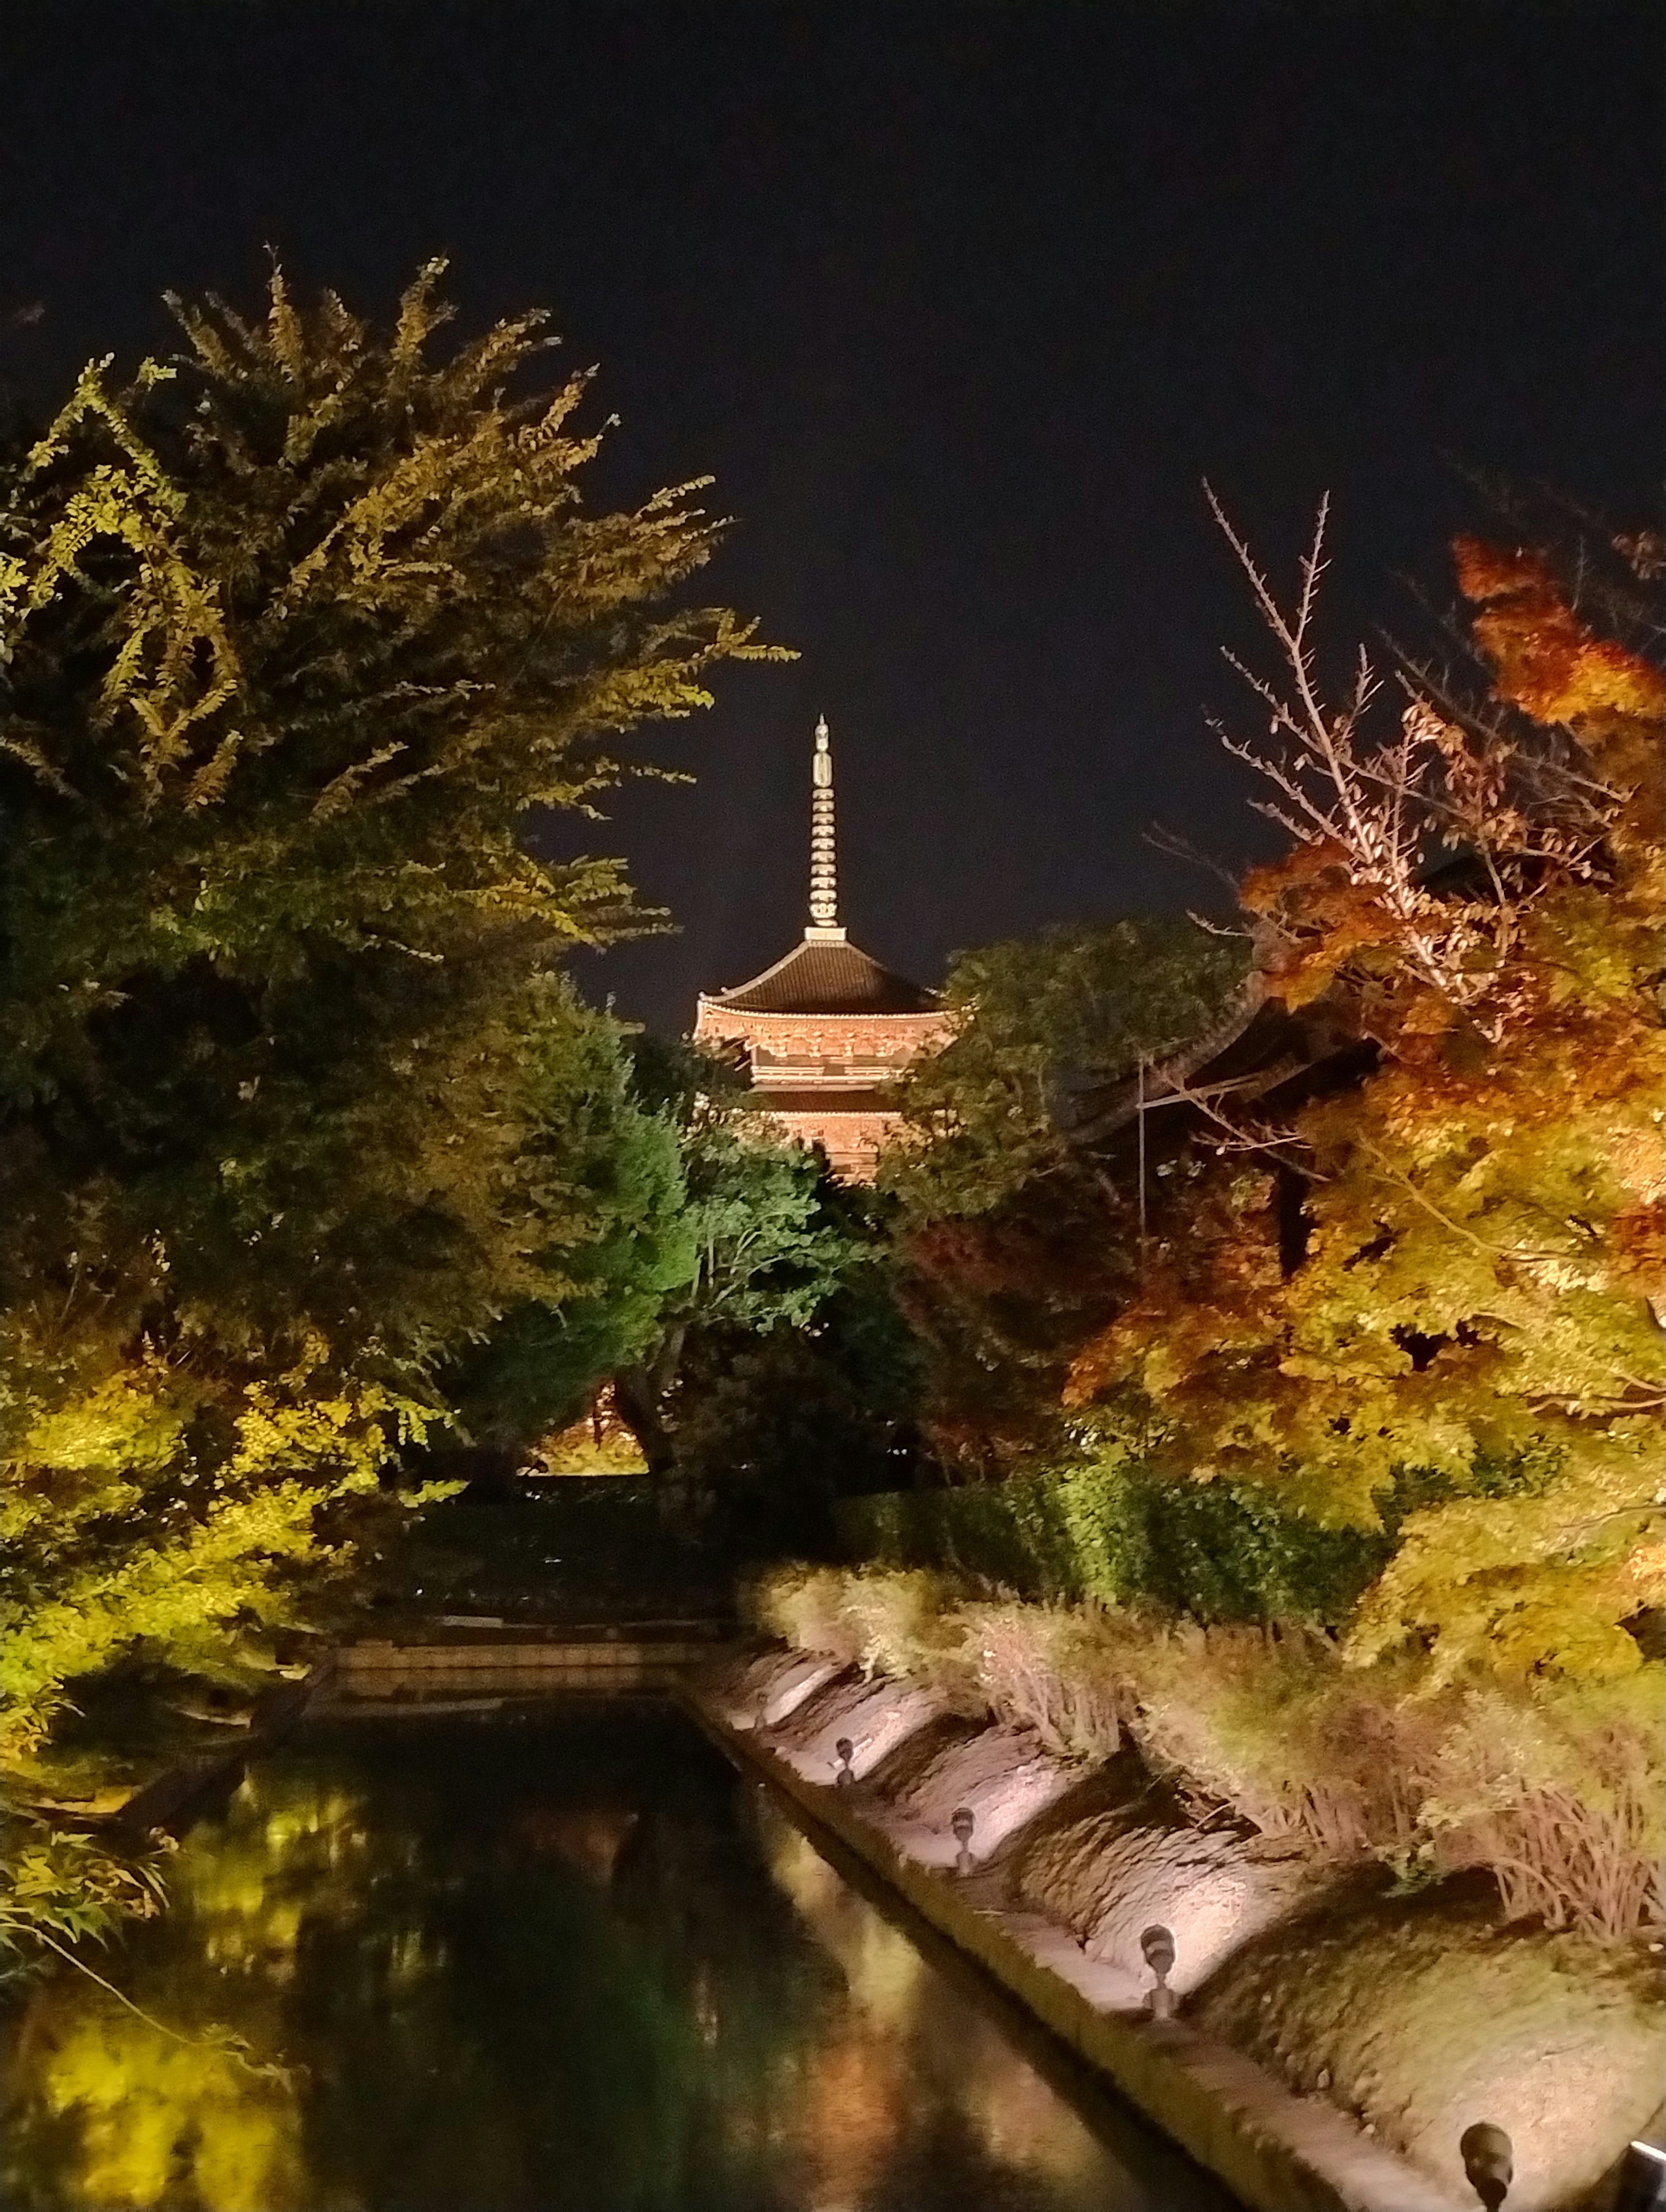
{"left": 807, "top": 713, "right": 845, "bottom": 939}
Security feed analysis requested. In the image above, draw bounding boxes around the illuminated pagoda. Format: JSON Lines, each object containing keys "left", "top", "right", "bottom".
{"left": 695, "top": 717, "right": 951, "bottom": 1179}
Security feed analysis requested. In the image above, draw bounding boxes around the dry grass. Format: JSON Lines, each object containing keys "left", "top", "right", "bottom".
{"left": 1112, "top": 1621, "right": 1430, "bottom": 1865}
{"left": 946, "top": 1600, "right": 1127, "bottom": 1761}
{"left": 837, "top": 1568, "right": 961, "bottom": 1682}
{"left": 1420, "top": 1677, "right": 1666, "bottom": 1942}
{"left": 744, "top": 1565, "right": 861, "bottom": 1665}
{"left": 749, "top": 1563, "right": 1666, "bottom": 1937}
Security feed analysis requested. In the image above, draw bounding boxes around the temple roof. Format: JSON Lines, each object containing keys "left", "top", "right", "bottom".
{"left": 699, "top": 717, "right": 941, "bottom": 1022}
{"left": 703, "top": 933, "right": 939, "bottom": 1017}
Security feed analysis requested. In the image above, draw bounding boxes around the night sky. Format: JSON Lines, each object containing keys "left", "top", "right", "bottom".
{"left": 2, "top": 3, "right": 1659, "bottom": 1033}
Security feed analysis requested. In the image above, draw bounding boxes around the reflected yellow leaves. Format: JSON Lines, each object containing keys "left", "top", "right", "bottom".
{"left": 19, "top": 2000, "right": 305, "bottom": 2212}
{"left": 3, "top": 1769, "right": 381, "bottom": 2212}
{"left": 762, "top": 1816, "right": 922, "bottom": 2035}
{"left": 3, "top": 1729, "right": 1164, "bottom": 2212}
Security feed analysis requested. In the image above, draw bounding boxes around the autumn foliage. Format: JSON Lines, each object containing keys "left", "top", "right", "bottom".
{"left": 1067, "top": 518, "right": 1666, "bottom": 1683}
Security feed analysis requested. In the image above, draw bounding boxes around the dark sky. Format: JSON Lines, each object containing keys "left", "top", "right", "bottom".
{"left": 3, "top": 3, "right": 1660, "bottom": 1033}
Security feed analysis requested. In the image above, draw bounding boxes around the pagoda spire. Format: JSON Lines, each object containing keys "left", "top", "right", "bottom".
{"left": 806, "top": 713, "right": 845, "bottom": 939}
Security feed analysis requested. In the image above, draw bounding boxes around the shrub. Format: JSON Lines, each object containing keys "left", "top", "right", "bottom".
{"left": 744, "top": 1565, "right": 860, "bottom": 1664}
{"left": 1113, "top": 1623, "right": 1432, "bottom": 1862}
{"left": 750, "top": 1561, "right": 1666, "bottom": 1938}
{"left": 1420, "top": 1674, "right": 1666, "bottom": 1942}
{"left": 836, "top": 1465, "right": 1391, "bottom": 1624}
{"left": 947, "top": 1600, "right": 1127, "bottom": 1761}
{"left": 836, "top": 1483, "right": 1081, "bottom": 1597}
{"left": 1101, "top": 1469, "right": 1393, "bottom": 1626}
{"left": 746, "top": 1564, "right": 959, "bottom": 1681}
{"left": 836, "top": 1569, "right": 961, "bottom": 1682}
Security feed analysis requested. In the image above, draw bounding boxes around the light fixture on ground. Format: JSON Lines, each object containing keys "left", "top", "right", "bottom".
{"left": 950, "top": 1805, "right": 975, "bottom": 1873}
{"left": 1460, "top": 2122, "right": 1513, "bottom": 2209}
{"left": 1140, "top": 1924, "right": 1176, "bottom": 2020}
{"left": 1617, "top": 2142, "right": 1666, "bottom": 2211}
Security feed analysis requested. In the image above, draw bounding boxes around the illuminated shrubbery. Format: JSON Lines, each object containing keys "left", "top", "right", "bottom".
{"left": 837, "top": 1463, "right": 1394, "bottom": 1623}
{"left": 753, "top": 1562, "right": 1666, "bottom": 1939}
{"left": 0, "top": 266, "right": 769, "bottom": 1767}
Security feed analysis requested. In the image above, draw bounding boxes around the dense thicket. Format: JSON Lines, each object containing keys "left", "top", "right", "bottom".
{"left": 600, "top": 1041, "right": 900, "bottom": 1519}
{"left": 0, "top": 262, "right": 773, "bottom": 1770}
{"left": 874, "top": 511, "right": 1666, "bottom": 1688}
{"left": 876, "top": 919, "right": 1247, "bottom": 1479}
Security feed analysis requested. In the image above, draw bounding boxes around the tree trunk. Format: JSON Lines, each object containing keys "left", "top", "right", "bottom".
{"left": 610, "top": 1361, "right": 676, "bottom": 1482}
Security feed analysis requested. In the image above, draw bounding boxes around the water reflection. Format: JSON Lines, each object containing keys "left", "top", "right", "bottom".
{"left": 0, "top": 1708, "right": 1233, "bottom": 2212}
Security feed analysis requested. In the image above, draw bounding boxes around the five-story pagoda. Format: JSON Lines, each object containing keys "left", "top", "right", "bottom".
{"left": 694, "top": 718, "right": 950, "bottom": 1178}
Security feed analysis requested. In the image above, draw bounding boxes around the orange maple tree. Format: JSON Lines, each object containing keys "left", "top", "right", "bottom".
{"left": 1068, "top": 518, "right": 1666, "bottom": 1681}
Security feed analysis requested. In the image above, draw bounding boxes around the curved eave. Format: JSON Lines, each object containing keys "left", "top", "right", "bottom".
{"left": 701, "top": 933, "right": 939, "bottom": 1018}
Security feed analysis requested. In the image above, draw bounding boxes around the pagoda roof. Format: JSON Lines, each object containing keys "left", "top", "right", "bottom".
{"left": 703, "top": 933, "right": 939, "bottom": 1017}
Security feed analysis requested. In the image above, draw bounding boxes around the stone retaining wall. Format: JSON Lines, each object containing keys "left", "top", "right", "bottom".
{"left": 331, "top": 1630, "right": 720, "bottom": 1699}
{"left": 681, "top": 1646, "right": 1513, "bottom": 2212}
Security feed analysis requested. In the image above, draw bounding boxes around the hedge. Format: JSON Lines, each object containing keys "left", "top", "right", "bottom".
{"left": 835, "top": 1464, "right": 1393, "bottom": 1626}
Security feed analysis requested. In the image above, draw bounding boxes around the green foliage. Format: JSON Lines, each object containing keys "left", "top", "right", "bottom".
{"left": 881, "top": 917, "right": 1247, "bottom": 1221}
{"left": 676, "top": 1125, "right": 859, "bottom": 1337}
{"left": 668, "top": 1182, "right": 926, "bottom": 1547}
{"left": 0, "top": 1803, "right": 166, "bottom": 1976}
{"left": 1099, "top": 1466, "right": 1397, "bottom": 1625}
{"left": 872, "top": 917, "right": 1244, "bottom": 1486}
{"left": 607, "top": 1047, "right": 883, "bottom": 1482}
{"left": 435, "top": 1012, "right": 695, "bottom": 1465}
{"left": 0, "top": 262, "right": 771, "bottom": 1760}
{"left": 838, "top": 1463, "right": 1389, "bottom": 1626}
{"left": 837, "top": 1479, "right": 1084, "bottom": 1599}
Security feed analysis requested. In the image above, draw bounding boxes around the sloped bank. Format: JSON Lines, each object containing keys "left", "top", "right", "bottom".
{"left": 688, "top": 1643, "right": 1665, "bottom": 2212}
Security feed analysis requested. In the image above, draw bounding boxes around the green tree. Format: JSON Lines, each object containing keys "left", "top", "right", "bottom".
{"left": 872, "top": 919, "right": 1245, "bottom": 1478}
{"left": 880, "top": 918, "right": 1247, "bottom": 1223}
{"left": 669, "top": 1175, "right": 926, "bottom": 1549}
{"left": 606, "top": 1044, "right": 875, "bottom": 1483}
{"left": 435, "top": 1009, "right": 696, "bottom": 1488}
{"left": 0, "top": 262, "right": 774, "bottom": 1757}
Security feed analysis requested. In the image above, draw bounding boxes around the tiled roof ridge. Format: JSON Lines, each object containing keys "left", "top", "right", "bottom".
{"left": 703, "top": 932, "right": 940, "bottom": 1017}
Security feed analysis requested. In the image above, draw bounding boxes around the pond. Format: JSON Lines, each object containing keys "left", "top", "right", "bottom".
{"left": 1, "top": 1704, "right": 1239, "bottom": 2212}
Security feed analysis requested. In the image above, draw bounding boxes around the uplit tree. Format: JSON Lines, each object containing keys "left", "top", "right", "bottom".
{"left": 0, "top": 262, "right": 775, "bottom": 1756}
{"left": 427, "top": 1013, "right": 695, "bottom": 1490}
{"left": 1069, "top": 512, "right": 1666, "bottom": 1680}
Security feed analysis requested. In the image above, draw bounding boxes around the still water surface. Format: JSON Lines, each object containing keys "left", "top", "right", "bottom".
{"left": 1, "top": 1705, "right": 1237, "bottom": 2212}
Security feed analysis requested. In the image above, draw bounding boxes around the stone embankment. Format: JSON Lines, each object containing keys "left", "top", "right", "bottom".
{"left": 689, "top": 1642, "right": 1666, "bottom": 2212}
{"left": 331, "top": 1618, "right": 726, "bottom": 1703}
{"left": 109, "top": 1661, "right": 338, "bottom": 1844}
